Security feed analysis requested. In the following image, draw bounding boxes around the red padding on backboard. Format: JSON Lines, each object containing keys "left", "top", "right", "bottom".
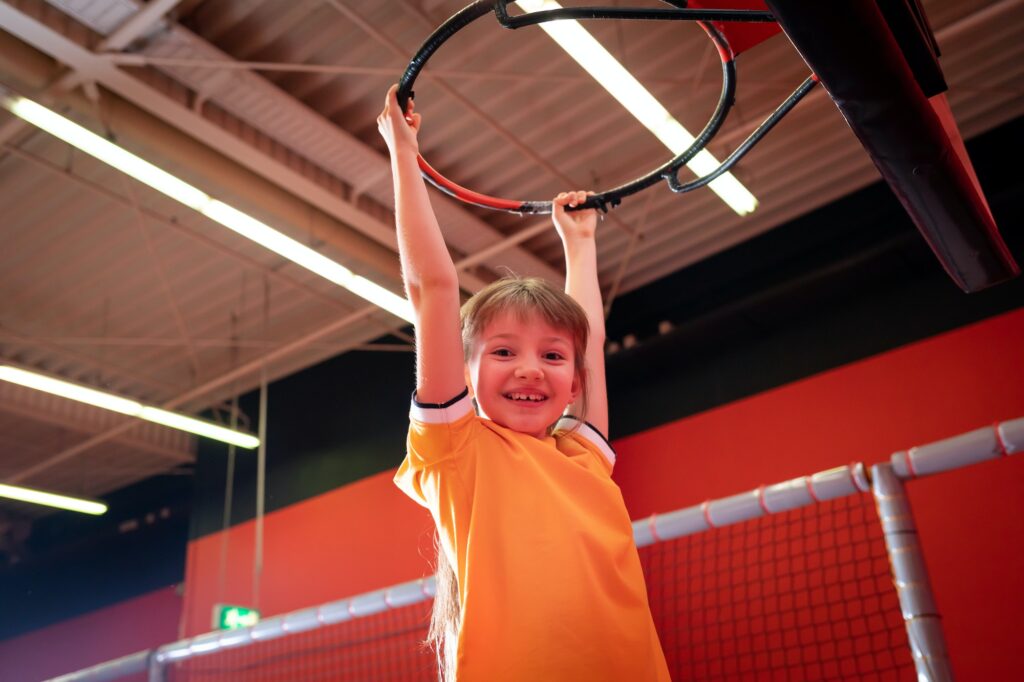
{"left": 687, "top": 0, "right": 782, "bottom": 55}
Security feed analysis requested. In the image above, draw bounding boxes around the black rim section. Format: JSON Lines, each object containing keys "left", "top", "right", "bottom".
{"left": 397, "top": 1, "right": 801, "bottom": 215}
{"left": 397, "top": 1, "right": 494, "bottom": 113}
{"left": 665, "top": 75, "right": 818, "bottom": 195}
{"left": 494, "top": 2, "right": 775, "bottom": 28}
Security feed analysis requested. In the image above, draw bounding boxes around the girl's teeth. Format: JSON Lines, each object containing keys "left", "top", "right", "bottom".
{"left": 509, "top": 393, "right": 543, "bottom": 401}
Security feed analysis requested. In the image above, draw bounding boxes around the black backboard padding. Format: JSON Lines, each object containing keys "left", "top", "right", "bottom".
{"left": 765, "top": 0, "right": 1018, "bottom": 292}
{"left": 877, "top": 0, "right": 946, "bottom": 97}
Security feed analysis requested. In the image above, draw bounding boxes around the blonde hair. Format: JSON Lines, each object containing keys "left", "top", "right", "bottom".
{"left": 426, "top": 276, "right": 591, "bottom": 681}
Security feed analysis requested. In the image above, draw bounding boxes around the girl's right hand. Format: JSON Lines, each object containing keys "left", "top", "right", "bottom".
{"left": 377, "top": 83, "right": 421, "bottom": 156}
{"left": 552, "top": 190, "right": 598, "bottom": 242}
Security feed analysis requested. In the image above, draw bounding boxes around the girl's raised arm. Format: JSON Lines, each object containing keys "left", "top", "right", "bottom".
{"left": 378, "top": 85, "right": 465, "bottom": 404}
{"left": 553, "top": 192, "right": 609, "bottom": 437}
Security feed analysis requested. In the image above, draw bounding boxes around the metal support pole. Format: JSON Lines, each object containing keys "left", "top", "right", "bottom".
{"left": 148, "top": 654, "right": 165, "bottom": 682}
{"left": 872, "top": 462, "right": 955, "bottom": 682}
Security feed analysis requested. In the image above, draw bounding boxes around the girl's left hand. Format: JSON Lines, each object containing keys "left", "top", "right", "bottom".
{"left": 552, "top": 191, "right": 598, "bottom": 242}
{"left": 377, "top": 83, "right": 421, "bottom": 157}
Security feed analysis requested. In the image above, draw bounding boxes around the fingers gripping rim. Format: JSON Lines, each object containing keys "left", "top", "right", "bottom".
{"left": 398, "top": 1, "right": 763, "bottom": 215}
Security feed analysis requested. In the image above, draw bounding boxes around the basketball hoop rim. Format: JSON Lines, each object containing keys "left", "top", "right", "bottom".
{"left": 397, "top": 1, "right": 778, "bottom": 215}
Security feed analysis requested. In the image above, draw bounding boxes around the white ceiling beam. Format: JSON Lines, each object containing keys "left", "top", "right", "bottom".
{"left": 0, "top": 399, "right": 194, "bottom": 465}
{"left": 97, "top": 0, "right": 184, "bottom": 52}
{"left": 0, "top": 386, "right": 194, "bottom": 466}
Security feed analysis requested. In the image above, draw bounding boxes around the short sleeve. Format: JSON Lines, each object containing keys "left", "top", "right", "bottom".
{"left": 554, "top": 416, "right": 617, "bottom": 474}
{"left": 394, "top": 388, "right": 477, "bottom": 506}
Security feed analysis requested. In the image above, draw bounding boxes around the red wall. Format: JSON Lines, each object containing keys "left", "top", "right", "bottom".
{"left": 180, "top": 467, "right": 434, "bottom": 638}
{"left": 612, "top": 308, "right": 1024, "bottom": 681}
{"left": 0, "top": 585, "right": 182, "bottom": 682}
{"left": 180, "top": 309, "right": 1024, "bottom": 680}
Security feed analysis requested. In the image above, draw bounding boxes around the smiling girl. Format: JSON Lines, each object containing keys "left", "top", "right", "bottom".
{"left": 378, "top": 85, "right": 669, "bottom": 682}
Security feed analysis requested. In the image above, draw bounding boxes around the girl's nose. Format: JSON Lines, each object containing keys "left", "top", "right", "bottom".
{"left": 514, "top": 363, "right": 543, "bottom": 380}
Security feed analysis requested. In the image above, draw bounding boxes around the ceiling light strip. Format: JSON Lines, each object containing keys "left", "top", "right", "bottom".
{"left": 515, "top": 0, "right": 758, "bottom": 215}
{"left": 0, "top": 93, "right": 414, "bottom": 322}
{"left": 0, "top": 365, "right": 259, "bottom": 449}
{"left": 0, "top": 482, "right": 107, "bottom": 515}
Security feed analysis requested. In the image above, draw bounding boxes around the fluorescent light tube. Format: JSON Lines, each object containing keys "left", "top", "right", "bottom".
{"left": 0, "top": 366, "right": 259, "bottom": 448}
{"left": 516, "top": 0, "right": 758, "bottom": 215}
{"left": 0, "top": 92, "right": 414, "bottom": 322}
{"left": 139, "top": 407, "right": 260, "bottom": 449}
{"left": 0, "top": 482, "right": 107, "bottom": 515}
{"left": 201, "top": 201, "right": 414, "bottom": 321}
{"left": 0, "top": 366, "right": 141, "bottom": 415}
{"left": 6, "top": 96, "right": 209, "bottom": 210}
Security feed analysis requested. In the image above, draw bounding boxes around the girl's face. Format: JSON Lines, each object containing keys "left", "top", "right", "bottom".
{"left": 466, "top": 311, "right": 581, "bottom": 439}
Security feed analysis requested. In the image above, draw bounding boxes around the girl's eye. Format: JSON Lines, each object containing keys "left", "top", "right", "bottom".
{"left": 492, "top": 348, "right": 513, "bottom": 357}
{"left": 543, "top": 352, "right": 565, "bottom": 361}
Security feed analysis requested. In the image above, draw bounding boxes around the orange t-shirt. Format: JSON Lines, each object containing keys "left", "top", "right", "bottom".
{"left": 395, "top": 389, "right": 670, "bottom": 681}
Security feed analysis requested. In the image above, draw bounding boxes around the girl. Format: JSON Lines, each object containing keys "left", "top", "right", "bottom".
{"left": 378, "top": 85, "right": 670, "bottom": 682}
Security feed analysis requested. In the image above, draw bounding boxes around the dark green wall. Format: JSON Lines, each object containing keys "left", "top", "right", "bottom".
{"left": 189, "top": 344, "right": 415, "bottom": 540}
{"left": 0, "top": 475, "right": 191, "bottom": 640}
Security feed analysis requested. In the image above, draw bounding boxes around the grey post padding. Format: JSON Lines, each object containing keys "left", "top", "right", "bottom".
{"left": 706, "top": 489, "right": 763, "bottom": 527}
{"left": 872, "top": 462, "right": 954, "bottom": 682}
{"left": 892, "top": 417, "right": 1023, "bottom": 478}
{"left": 635, "top": 462, "right": 868, "bottom": 548}
{"left": 810, "top": 462, "right": 870, "bottom": 499}
{"left": 762, "top": 476, "right": 815, "bottom": 512}
{"left": 999, "top": 416, "right": 1024, "bottom": 453}
{"left": 147, "top": 577, "right": 436, "bottom": 668}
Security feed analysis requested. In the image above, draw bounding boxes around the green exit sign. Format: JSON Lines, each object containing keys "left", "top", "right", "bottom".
{"left": 213, "top": 604, "right": 261, "bottom": 630}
